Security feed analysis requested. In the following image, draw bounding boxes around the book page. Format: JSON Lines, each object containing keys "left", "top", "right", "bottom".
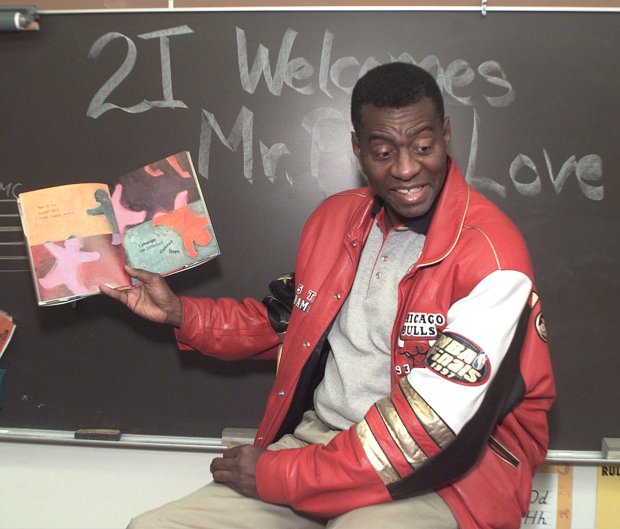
{"left": 116, "top": 152, "right": 220, "bottom": 275}
{"left": 18, "top": 183, "right": 131, "bottom": 305}
{"left": 19, "top": 183, "right": 113, "bottom": 244}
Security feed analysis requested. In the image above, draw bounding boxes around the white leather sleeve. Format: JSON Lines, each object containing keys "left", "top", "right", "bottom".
{"left": 406, "top": 269, "right": 532, "bottom": 433}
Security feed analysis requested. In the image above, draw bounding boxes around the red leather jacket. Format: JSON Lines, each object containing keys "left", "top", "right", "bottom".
{"left": 175, "top": 160, "right": 555, "bottom": 529}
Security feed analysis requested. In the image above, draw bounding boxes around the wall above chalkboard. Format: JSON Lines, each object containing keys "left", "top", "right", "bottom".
{"left": 0, "top": 9, "right": 618, "bottom": 451}
{"left": 1, "top": 1, "right": 620, "bottom": 12}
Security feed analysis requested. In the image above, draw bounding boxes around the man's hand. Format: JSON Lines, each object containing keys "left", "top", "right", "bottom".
{"left": 210, "top": 444, "right": 265, "bottom": 499}
{"left": 99, "top": 266, "right": 182, "bottom": 327}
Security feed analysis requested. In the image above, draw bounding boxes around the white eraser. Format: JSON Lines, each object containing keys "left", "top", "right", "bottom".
{"left": 221, "top": 427, "right": 258, "bottom": 447}
{"left": 602, "top": 438, "right": 620, "bottom": 459}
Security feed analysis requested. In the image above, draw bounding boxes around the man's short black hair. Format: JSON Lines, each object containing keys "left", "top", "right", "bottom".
{"left": 351, "top": 62, "right": 444, "bottom": 134}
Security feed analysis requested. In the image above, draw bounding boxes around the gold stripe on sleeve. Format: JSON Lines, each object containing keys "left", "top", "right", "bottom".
{"left": 355, "top": 419, "right": 401, "bottom": 485}
{"left": 399, "top": 377, "right": 456, "bottom": 449}
{"left": 375, "top": 397, "right": 429, "bottom": 469}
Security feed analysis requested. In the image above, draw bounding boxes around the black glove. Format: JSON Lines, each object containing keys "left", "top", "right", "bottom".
{"left": 262, "top": 273, "right": 295, "bottom": 334}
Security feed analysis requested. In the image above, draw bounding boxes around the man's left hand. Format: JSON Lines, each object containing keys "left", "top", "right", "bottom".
{"left": 210, "top": 444, "right": 266, "bottom": 499}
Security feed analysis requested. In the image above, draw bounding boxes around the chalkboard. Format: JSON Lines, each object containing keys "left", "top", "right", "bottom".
{"left": 0, "top": 10, "right": 618, "bottom": 451}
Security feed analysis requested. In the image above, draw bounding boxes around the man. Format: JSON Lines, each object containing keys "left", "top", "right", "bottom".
{"left": 101, "top": 62, "right": 555, "bottom": 529}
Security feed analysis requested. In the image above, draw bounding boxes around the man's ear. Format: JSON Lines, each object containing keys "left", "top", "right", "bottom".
{"left": 351, "top": 131, "right": 361, "bottom": 159}
{"left": 443, "top": 117, "right": 452, "bottom": 146}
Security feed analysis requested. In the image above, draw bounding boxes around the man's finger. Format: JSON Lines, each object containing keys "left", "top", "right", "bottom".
{"left": 222, "top": 445, "right": 242, "bottom": 458}
{"left": 99, "top": 283, "right": 127, "bottom": 302}
{"left": 126, "top": 265, "right": 159, "bottom": 283}
{"left": 210, "top": 455, "right": 234, "bottom": 473}
{"left": 211, "top": 469, "right": 234, "bottom": 484}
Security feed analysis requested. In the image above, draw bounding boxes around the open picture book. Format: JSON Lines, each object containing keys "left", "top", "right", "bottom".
{"left": 18, "top": 151, "right": 220, "bottom": 306}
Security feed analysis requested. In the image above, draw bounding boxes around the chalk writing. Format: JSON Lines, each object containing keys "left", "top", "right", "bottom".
{"left": 199, "top": 106, "right": 254, "bottom": 182}
{"left": 0, "top": 182, "right": 21, "bottom": 199}
{"left": 237, "top": 27, "right": 515, "bottom": 106}
{"left": 87, "top": 25, "right": 193, "bottom": 118}
{"left": 509, "top": 151, "right": 603, "bottom": 200}
{"left": 198, "top": 104, "right": 351, "bottom": 185}
{"left": 85, "top": 24, "right": 604, "bottom": 200}
{"left": 302, "top": 107, "right": 350, "bottom": 180}
{"left": 463, "top": 107, "right": 507, "bottom": 197}
{"left": 465, "top": 108, "right": 604, "bottom": 199}
{"left": 237, "top": 27, "right": 314, "bottom": 96}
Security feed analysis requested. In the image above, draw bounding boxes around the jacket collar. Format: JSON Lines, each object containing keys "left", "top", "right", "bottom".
{"left": 419, "top": 157, "right": 470, "bottom": 266}
{"left": 371, "top": 196, "right": 438, "bottom": 235}
{"left": 347, "top": 157, "right": 470, "bottom": 266}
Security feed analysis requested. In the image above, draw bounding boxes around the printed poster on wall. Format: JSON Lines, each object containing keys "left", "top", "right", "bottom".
{"left": 520, "top": 464, "right": 572, "bottom": 529}
{"left": 596, "top": 464, "right": 620, "bottom": 529}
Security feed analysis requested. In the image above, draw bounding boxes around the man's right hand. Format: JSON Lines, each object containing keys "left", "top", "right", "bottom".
{"left": 99, "top": 266, "right": 183, "bottom": 327}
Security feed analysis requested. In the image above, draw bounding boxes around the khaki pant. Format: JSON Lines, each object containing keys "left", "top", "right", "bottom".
{"left": 127, "top": 412, "right": 458, "bottom": 529}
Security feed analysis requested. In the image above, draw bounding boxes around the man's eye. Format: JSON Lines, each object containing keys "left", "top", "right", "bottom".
{"left": 416, "top": 144, "right": 433, "bottom": 155}
{"left": 375, "top": 151, "right": 391, "bottom": 160}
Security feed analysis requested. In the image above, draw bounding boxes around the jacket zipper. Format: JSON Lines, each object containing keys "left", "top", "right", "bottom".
{"left": 489, "top": 436, "right": 520, "bottom": 468}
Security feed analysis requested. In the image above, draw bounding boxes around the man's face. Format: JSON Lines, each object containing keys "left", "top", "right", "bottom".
{"left": 352, "top": 98, "right": 451, "bottom": 229}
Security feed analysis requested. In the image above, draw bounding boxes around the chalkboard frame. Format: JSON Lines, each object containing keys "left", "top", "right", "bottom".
{"left": 0, "top": 11, "right": 620, "bottom": 449}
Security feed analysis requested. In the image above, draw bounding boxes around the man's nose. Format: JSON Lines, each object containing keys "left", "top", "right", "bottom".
{"left": 391, "top": 150, "right": 421, "bottom": 181}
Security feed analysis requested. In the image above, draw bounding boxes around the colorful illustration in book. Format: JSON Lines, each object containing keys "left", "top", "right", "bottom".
{"left": 30, "top": 234, "right": 129, "bottom": 301}
{"left": 19, "top": 183, "right": 131, "bottom": 303}
{"left": 118, "top": 154, "right": 219, "bottom": 274}
{"left": 114, "top": 154, "right": 201, "bottom": 226}
{"left": 152, "top": 205, "right": 213, "bottom": 258}
{"left": 37, "top": 238, "right": 101, "bottom": 295}
{"left": 87, "top": 189, "right": 122, "bottom": 245}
